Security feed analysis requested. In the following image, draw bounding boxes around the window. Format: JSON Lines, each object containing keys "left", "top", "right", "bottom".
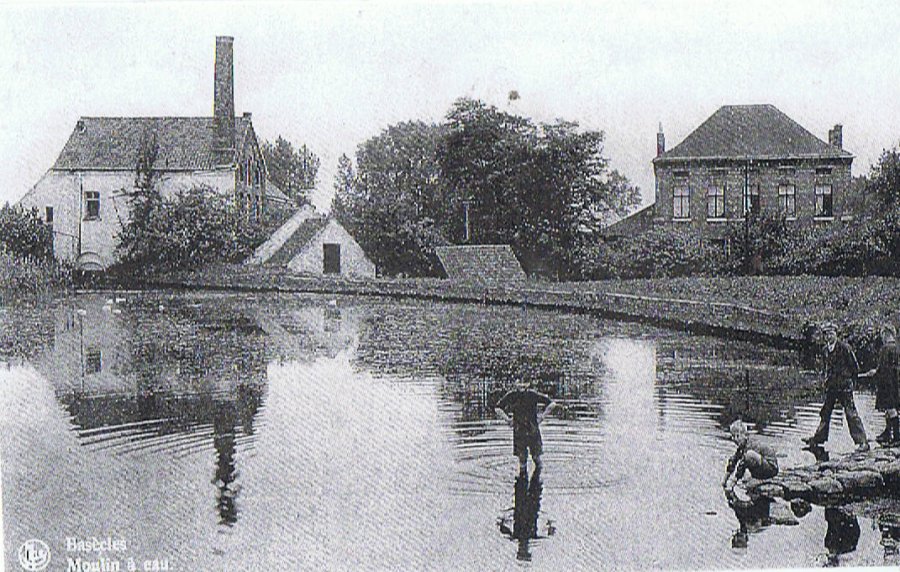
{"left": 45, "top": 206, "right": 54, "bottom": 224}
{"left": 246, "top": 160, "right": 252, "bottom": 185}
{"left": 707, "top": 185, "right": 725, "bottom": 218}
{"left": 673, "top": 187, "right": 690, "bottom": 219}
{"left": 743, "top": 182, "right": 760, "bottom": 216}
{"left": 84, "top": 191, "right": 100, "bottom": 219}
{"left": 777, "top": 184, "right": 796, "bottom": 217}
{"left": 815, "top": 185, "right": 833, "bottom": 217}
{"left": 253, "top": 195, "right": 261, "bottom": 221}
{"left": 85, "top": 348, "right": 102, "bottom": 375}
{"left": 254, "top": 163, "right": 262, "bottom": 185}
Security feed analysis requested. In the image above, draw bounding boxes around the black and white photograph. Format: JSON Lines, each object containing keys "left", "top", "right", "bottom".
{"left": 2, "top": 1, "right": 900, "bottom": 570}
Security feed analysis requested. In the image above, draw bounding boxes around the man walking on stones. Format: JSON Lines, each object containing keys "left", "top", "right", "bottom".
{"left": 803, "top": 323, "right": 869, "bottom": 452}
{"left": 859, "top": 324, "right": 900, "bottom": 446}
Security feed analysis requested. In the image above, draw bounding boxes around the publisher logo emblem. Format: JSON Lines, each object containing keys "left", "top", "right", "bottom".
{"left": 18, "top": 539, "right": 50, "bottom": 571}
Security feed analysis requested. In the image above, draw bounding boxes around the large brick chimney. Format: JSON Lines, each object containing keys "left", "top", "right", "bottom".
{"left": 828, "top": 124, "right": 843, "bottom": 149}
{"left": 213, "top": 36, "right": 235, "bottom": 165}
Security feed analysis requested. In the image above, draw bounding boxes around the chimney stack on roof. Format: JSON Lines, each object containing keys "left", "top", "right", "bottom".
{"left": 828, "top": 124, "right": 843, "bottom": 149}
{"left": 213, "top": 36, "right": 235, "bottom": 164}
{"left": 656, "top": 122, "right": 665, "bottom": 157}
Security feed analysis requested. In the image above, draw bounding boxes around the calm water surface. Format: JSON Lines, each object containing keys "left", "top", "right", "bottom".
{"left": 2, "top": 291, "right": 899, "bottom": 570}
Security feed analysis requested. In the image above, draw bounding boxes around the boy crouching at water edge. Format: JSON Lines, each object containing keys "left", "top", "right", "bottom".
{"left": 495, "top": 381, "right": 559, "bottom": 475}
{"left": 723, "top": 420, "right": 779, "bottom": 494}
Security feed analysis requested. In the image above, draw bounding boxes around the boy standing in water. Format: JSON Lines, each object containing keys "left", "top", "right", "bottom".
{"left": 859, "top": 324, "right": 900, "bottom": 445}
{"left": 495, "top": 381, "right": 557, "bottom": 474}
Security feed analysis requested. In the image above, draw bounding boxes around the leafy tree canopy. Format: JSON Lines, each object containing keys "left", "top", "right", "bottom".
{"left": 261, "top": 136, "right": 320, "bottom": 206}
{"left": 333, "top": 98, "right": 641, "bottom": 278}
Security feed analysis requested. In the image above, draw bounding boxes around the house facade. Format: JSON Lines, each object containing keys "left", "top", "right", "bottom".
{"left": 620, "top": 105, "right": 854, "bottom": 247}
{"left": 18, "top": 36, "right": 268, "bottom": 270}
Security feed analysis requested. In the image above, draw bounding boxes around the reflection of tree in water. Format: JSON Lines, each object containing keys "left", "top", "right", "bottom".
{"left": 47, "top": 295, "right": 268, "bottom": 528}
{"left": 212, "top": 384, "right": 262, "bottom": 527}
{"left": 353, "top": 304, "right": 606, "bottom": 436}
{"left": 655, "top": 337, "right": 819, "bottom": 431}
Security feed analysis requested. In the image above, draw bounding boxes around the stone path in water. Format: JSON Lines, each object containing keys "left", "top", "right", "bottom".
{"left": 748, "top": 446, "right": 900, "bottom": 505}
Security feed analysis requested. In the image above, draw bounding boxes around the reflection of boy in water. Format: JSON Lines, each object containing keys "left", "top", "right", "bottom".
{"left": 725, "top": 492, "right": 772, "bottom": 549}
{"left": 498, "top": 468, "right": 544, "bottom": 562}
{"left": 495, "top": 382, "right": 556, "bottom": 473}
{"left": 824, "top": 507, "right": 860, "bottom": 566}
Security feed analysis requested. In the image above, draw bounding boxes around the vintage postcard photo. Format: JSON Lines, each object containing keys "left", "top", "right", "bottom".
{"left": 2, "top": 1, "right": 900, "bottom": 570}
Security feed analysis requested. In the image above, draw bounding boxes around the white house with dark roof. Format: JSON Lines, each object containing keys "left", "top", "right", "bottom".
{"left": 246, "top": 205, "right": 375, "bottom": 278}
{"left": 18, "top": 36, "right": 268, "bottom": 270}
{"left": 607, "top": 105, "right": 855, "bottom": 247}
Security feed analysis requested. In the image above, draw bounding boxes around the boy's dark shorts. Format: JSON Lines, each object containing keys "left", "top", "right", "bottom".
{"left": 748, "top": 458, "right": 779, "bottom": 480}
{"left": 513, "top": 431, "right": 543, "bottom": 458}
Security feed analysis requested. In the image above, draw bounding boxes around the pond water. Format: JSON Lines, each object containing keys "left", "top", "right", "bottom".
{"left": 2, "top": 291, "right": 899, "bottom": 571}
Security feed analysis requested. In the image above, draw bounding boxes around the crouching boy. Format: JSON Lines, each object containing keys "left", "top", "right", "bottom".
{"left": 723, "top": 420, "right": 779, "bottom": 492}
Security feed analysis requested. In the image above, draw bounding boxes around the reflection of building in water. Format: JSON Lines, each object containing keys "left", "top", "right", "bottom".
{"left": 252, "top": 302, "right": 361, "bottom": 362}
{"left": 29, "top": 295, "right": 268, "bottom": 528}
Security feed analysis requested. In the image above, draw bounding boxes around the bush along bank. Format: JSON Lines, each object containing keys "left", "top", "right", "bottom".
{"left": 0, "top": 251, "right": 73, "bottom": 298}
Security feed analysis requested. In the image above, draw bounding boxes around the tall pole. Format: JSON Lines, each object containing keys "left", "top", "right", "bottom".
{"left": 463, "top": 200, "right": 471, "bottom": 243}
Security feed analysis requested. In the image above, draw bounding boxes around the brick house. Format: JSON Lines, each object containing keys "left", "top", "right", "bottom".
{"left": 608, "top": 105, "right": 854, "bottom": 249}
{"left": 18, "top": 37, "right": 269, "bottom": 270}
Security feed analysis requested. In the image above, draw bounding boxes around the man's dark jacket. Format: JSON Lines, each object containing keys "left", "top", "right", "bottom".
{"left": 824, "top": 340, "right": 859, "bottom": 392}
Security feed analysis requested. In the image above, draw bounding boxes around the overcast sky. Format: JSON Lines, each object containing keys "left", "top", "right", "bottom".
{"left": 2, "top": 1, "right": 899, "bottom": 212}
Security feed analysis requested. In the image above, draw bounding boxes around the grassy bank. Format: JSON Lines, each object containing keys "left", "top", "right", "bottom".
{"left": 124, "top": 265, "right": 806, "bottom": 347}
{"left": 142, "top": 268, "right": 899, "bottom": 355}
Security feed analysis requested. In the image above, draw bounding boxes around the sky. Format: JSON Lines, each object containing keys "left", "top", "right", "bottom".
{"left": 2, "top": 1, "right": 900, "bottom": 212}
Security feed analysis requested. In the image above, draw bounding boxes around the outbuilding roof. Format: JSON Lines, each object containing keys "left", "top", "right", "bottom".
{"left": 52, "top": 116, "right": 253, "bottom": 171}
{"left": 655, "top": 105, "right": 853, "bottom": 163}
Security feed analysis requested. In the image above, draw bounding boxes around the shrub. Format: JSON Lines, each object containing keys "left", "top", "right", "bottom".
{"left": 586, "top": 226, "right": 725, "bottom": 279}
{"left": 0, "top": 250, "right": 72, "bottom": 295}
{"left": 0, "top": 203, "right": 53, "bottom": 260}
{"left": 115, "top": 186, "right": 269, "bottom": 274}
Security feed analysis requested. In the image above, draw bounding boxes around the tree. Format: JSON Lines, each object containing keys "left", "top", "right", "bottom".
{"left": 0, "top": 203, "right": 53, "bottom": 261}
{"left": 330, "top": 153, "right": 357, "bottom": 224}
{"left": 261, "top": 136, "right": 320, "bottom": 206}
{"left": 116, "top": 133, "right": 267, "bottom": 273}
{"left": 337, "top": 122, "right": 454, "bottom": 276}
{"left": 439, "top": 97, "right": 641, "bottom": 278}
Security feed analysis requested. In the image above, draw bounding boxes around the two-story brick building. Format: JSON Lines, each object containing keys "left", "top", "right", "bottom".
{"left": 608, "top": 105, "right": 854, "bottom": 250}
{"left": 18, "top": 36, "right": 268, "bottom": 270}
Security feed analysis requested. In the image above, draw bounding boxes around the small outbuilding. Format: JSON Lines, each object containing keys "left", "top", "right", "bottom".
{"left": 246, "top": 206, "right": 375, "bottom": 278}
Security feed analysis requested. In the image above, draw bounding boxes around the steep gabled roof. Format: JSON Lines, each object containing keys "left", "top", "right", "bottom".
{"left": 265, "top": 216, "right": 330, "bottom": 266}
{"left": 655, "top": 105, "right": 853, "bottom": 162}
{"left": 52, "top": 116, "right": 253, "bottom": 171}
{"left": 434, "top": 245, "right": 526, "bottom": 284}
{"left": 265, "top": 181, "right": 293, "bottom": 204}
